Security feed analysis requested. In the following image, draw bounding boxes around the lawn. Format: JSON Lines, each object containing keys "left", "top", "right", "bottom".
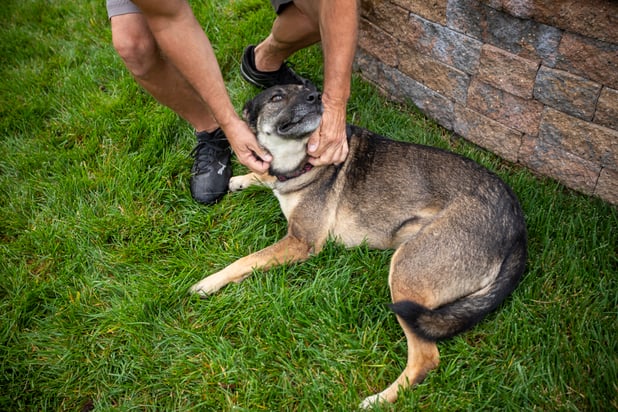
{"left": 1, "top": 0, "right": 616, "bottom": 411}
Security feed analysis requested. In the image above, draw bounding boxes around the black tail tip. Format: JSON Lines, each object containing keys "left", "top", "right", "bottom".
{"left": 388, "top": 300, "right": 430, "bottom": 319}
{"left": 389, "top": 299, "right": 487, "bottom": 341}
{"left": 388, "top": 300, "right": 439, "bottom": 341}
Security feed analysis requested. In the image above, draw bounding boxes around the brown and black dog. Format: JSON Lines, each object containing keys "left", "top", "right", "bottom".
{"left": 190, "top": 83, "right": 527, "bottom": 408}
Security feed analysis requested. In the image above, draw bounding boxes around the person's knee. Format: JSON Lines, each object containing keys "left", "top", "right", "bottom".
{"left": 111, "top": 20, "right": 159, "bottom": 78}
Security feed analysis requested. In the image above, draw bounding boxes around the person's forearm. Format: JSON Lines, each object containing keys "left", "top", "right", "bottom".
{"left": 133, "top": 0, "right": 240, "bottom": 130}
{"left": 319, "top": 0, "right": 358, "bottom": 107}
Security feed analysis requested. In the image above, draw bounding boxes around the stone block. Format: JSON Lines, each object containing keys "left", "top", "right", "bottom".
{"left": 483, "top": 7, "right": 561, "bottom": 66}
{"left": 354, "top": 49, "right": 384, "bottom": 86}
{"left": 500, "top": 0, "right": 618, "bottom": 45}
{"left": 484, "top": 0, "right": 532, "bottom": 16}
{"left": 594, "top": 87, "right": 618, "bottom": 131}
{"left": 594, "top": 167, "right": 618, "bottom": 205}
{"left": 519, "top": 134, "right": 600, "bottom": 195}
{"left": 382, "top": 66, "right": 456, "bottom": 129}
{"left": 539, "top": 108, "right": 618, "bottom": 169}
{"left": 354, "top": 52, "right": 456, "bottom": 130}
{"left": 402, "top": 14, "right": 482, "bottom": 74}
{"left": 453, "top": 105, "right": 522, "bottom": 162}
{"left": 391, "top": 0, "right": 447, "bottom": 24}
{"left": 359, "top": 19, "right": 399, "bottom": 67}
{"left": 360, "top": 0, "right": 411, "bottom": 39}
{"left": 555, "top": 33, "right": 618, "bottom": 89}
{"left": 446, "top": 0, "right": 484, "bottom": 39}
{"left": 398, "top": 45, "right": 470, "bottom": 103}
{"left": 534, "top": 66, "right": 602, "bottom": 121}
{"left": 477, "top": 44, "right": 540, "bottom": 98}
{"left": 467, "top": 79, "right": 543, "bottom": 135}
{"left": 478, "top": 0, "right": 501, "bottom": 10}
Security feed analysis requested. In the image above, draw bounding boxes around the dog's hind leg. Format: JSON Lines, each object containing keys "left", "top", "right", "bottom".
{"left": 359, "top": 320, "right": 439, "bottom": 408}
{"left": 360, "top": 242, "right": 444, "bottom": 408}
{"left": 189, "top": 234, "right": 312, "bottom": 296}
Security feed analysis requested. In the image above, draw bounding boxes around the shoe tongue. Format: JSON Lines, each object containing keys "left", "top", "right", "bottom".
{"left": 196, "top": 129, "right": 229, "bottom": 149}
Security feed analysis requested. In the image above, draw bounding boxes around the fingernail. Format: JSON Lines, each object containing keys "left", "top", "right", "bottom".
{"left": 308, "top": 144, "right": 317, "bottom": 152}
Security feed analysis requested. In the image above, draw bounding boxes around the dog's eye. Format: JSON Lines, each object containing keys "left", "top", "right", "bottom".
{"left": 270, "top": 94, "right": 284, "bottom": 102}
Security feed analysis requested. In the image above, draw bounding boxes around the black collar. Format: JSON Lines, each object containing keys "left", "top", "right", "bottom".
{"left": 275, "top": 163, "right": 314, "bottom": 182}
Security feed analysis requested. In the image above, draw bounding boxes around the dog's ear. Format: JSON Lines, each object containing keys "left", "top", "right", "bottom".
{"left": 302, "top": 79, "right": 318, "bottom": 92}
{"left": 242, "top": 99, "right": 258, "bottom": 131}
{"left": 242, "top": 100, "right": 253, "bottom": 121}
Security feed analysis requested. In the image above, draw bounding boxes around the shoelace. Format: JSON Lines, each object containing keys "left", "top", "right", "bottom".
{"left": 190, "top": 138, "right": 229, "bottom": 174}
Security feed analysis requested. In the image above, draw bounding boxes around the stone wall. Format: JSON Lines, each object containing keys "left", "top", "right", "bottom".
{"left": 355, "top": 0, "right": 618, "bottom": 205}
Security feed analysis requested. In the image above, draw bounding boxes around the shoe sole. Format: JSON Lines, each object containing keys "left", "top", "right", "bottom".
{"left": 240, "top": 62, "right": 269, "bottom": 89}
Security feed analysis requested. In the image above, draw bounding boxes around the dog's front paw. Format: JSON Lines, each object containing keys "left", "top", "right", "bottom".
{"left": 229, "top": 174, "right": 254, "bottom": 192}
{"left": 359, "top": 393, "right": 386, "bottom": 409}
{"left": 189, "top": 274, "right": 226, "bottom": 297}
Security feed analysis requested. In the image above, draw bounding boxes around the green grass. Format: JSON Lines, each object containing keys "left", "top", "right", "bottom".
{"left": 1, "top": 0, "right": 616, "bottom": 411}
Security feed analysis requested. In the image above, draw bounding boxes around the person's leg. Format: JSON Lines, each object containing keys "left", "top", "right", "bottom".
{"left": 108, "top": 5, "right": 231, "bottom": 204}
{"left": 110, "top": 13, "right": 218, "bottom": 133}
{"left": 253, "top": 1, "right": 321, "bottom": 72}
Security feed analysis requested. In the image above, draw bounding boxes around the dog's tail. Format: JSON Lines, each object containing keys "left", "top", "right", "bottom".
{"left": 389, "top": 239, "right": 527, "bottom": 341}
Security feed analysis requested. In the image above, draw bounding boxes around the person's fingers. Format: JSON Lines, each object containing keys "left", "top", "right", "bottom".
{"left": 307, "top": 128, "right": 321, "bottom": 155}
{"left": 306, "top": 118, "right": 349, "bottom": 166}
{"left": 223, "top": 119, "right": 272, "bottom": 174}
{"left": 308, "top": 140, "right": 348, "bottom": 166}
{"left": 235, "top": 148, "right": 270, "bottom": 174}
{"left": 252, "top": 144, "right": 273, "bottom": 164}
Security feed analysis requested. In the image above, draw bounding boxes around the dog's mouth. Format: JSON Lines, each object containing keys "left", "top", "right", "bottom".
{"left": 278, "top": 121, "right": 299, "bottom": 134}
{"left": 276, "top": 108, "right": 322, "bottom": 137}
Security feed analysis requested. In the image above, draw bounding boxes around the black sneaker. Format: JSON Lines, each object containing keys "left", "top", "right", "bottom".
{"left": 190, "top": 128, "right": 232, "bottom": 205}
{"left": 241, "top": 45, "right": 309, "bottom": 89}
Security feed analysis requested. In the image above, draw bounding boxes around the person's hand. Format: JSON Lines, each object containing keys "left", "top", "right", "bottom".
{"left": 223, "top": 119, "right": 272, "bottom": 174}
{"left": 307, "top": 98, "right": 349, "bottom": 166}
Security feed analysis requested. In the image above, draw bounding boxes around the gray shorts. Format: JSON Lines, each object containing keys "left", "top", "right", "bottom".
{"left": 271, "top": 0, "right": 293, "bottom": 14}
{"left": 106, "top": 0, "right": 291, "bottom": 19}
{"left": 106, "top": 0, "right": 140, "bottom": 19}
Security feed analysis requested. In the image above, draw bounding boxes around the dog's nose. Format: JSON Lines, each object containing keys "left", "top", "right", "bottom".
{"left": 306, "top": 91, "right": 321, "bottom": 104}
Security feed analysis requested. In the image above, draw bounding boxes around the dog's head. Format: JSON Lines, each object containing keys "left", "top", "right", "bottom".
{"left": 243, "top": 83, "right": 322, "bottom": 141}
{"left": 243, "top": 83, "right": 323, "bottom": 176}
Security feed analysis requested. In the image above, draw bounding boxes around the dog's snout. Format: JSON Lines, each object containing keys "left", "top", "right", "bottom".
{"left": 306, "top": 91, "right": 321, "bottom": 104}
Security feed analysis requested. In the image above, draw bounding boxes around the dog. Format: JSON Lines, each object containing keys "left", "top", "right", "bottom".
{"left": 190, "top": 83, "right": 527, "bottom": 408}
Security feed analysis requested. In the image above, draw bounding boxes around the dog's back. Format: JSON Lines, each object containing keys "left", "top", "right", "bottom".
{"left": 330, "top": 126, "right": 525, "bottom": 247}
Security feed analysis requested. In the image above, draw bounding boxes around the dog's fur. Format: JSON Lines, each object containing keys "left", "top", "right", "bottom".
{"left": 190, "top": 84, "right": 527, "bottom": 407}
